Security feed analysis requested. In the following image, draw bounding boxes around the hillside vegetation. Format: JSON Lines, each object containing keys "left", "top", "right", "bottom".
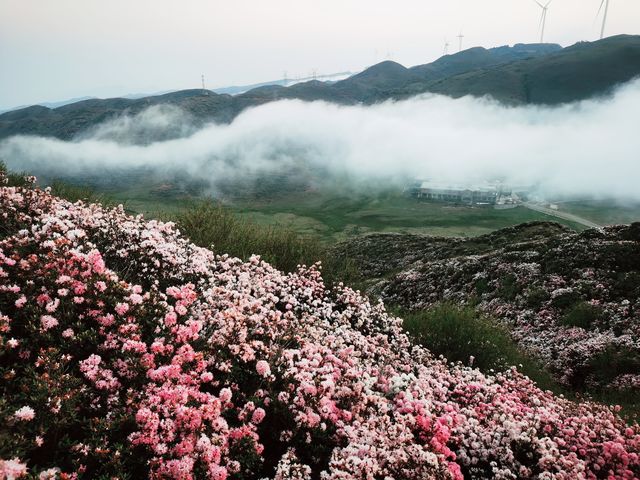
{"left": 335, "top": 221, "right": 640, "bottom": 406}
{"left": 2, "top": 169, "right": 640, "bottom": 479}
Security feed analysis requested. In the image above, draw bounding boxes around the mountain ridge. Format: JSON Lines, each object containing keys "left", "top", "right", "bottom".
{"left": 1, "top": 35, "right": 639, "bottom": 141}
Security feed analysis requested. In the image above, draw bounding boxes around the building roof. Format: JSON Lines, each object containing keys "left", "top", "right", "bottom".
{"left": 419, "top": 181, "right": 498, "bottom": 193}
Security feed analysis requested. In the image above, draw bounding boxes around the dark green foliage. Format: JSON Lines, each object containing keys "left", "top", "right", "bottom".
{"left": 560, "top": 301, "right": 603, "bottom": 329}
{"left": 551, "top": 290, "right": 581, "bottom": 310}
{"left": 474, "top": 277, "right": 490, "bottom": 296}
{"left": 587, "top": 345, "right": 640, "bottom": 385}
{"left": 612, "top": 271, "right": 640, "bottom": 297}
{"left": 525, "top": 287, "right": 550, "bottom": 309}
{"left": 497, "top": 274, "right": 520, "bottom": 301}
{"left": 400, "top": 304, "right": 558, "bottom": 391}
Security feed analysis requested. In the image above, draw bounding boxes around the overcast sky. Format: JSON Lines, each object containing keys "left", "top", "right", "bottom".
{"left": 1, "top": 0, "right": 638, "bottom": 109}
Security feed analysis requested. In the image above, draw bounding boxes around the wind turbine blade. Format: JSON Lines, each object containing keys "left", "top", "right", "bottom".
{"left": 534, "top": 0, "right": 544, "bottom": 8}
{"left": 545, "top": 0, "right": 553, "bottom": 7}
{"left": 596, "top": 0, "right": 605, "bottom": 18}
{"left": 600, "top": 0, "right": 610, "bottom": 39}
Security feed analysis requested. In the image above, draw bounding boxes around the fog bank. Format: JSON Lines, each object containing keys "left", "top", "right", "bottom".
{"left": 2, "top": 79, "right": 640, "bottom": 200}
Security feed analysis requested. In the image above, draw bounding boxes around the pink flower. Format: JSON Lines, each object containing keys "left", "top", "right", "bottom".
{"left": 61, "top": 328, "right": 75, "bottom": 339}
{"left": 14, "top": 296, "right": 26, "bottom": 308}
{"left": 0, "top": 458, "right": 28, "bottom": 479}
{"left": 40, "top": 315, "right": 58, "bottom": 331}
{"left": 251, "top": 408, "right": 266, "bottom": 425}
{"left": 129, "top": 293, "right": 143, "bottom": 305}
{"left": 209, "top": 465, "right": 227, "bottom": 480}
{"left": 164, "top": 312, "right": 177, "bottom": 327}
{"left": 256, "top": 360, "right": 271, "bottom": 378}
{"left": 14, "top": 406, "right": 35, "bottom": 422}
{"left": 219, "top": 388, "right": 232, "bottom": 403}
{"left": 38, "top": 467, "right": 60, "bottom": 480}
{"left": 114, "top": 303, "right": 129, "bottom": 315}
{"left": 45, "top": 299, "right": 60, "bottom": 313}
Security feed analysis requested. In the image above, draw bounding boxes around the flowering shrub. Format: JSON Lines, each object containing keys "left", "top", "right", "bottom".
{"left": 357, "top": 223, "right": 640, "bottom": 394}
{"left": 1, "top": 176, "right": 639, "bottom": 479}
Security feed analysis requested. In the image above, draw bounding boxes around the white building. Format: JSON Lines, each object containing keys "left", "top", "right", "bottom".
{"left": 415, "top": 181, "right": 502, "bottom": 205}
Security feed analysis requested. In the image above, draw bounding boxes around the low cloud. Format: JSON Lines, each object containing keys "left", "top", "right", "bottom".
{"left": 2, "top": 79, "right": 640, "bottom": 201}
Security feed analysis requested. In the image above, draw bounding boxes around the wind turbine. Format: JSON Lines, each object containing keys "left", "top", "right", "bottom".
{"left": 443, "top": 38, "right": 450, "bottom": 55}
{"left": 457, "top": 30, "right": 465, "bottom": 52}
{"left": 534, "top": 0, "right": 553, "bottom": 43}
{"left": 597, "top": 0, "right": 611, "bottom": 39}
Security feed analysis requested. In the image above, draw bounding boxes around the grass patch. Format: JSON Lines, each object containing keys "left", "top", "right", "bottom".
{"left": 168, "top": 200, "right": 358, "bottom": 283}
{"left": 49, "top": 180, "right": 114, "bottom": 206}
{"left": 400, "top": 303, "right": 559, "bottom": 392}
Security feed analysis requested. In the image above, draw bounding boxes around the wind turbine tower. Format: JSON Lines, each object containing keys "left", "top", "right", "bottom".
{"left": 201, "top": 74, "right": 209, "bottom": 95}
{"left": 457, "top": 31, "right": 465, "bottom": 52}
{"left": 443, "top": 38, "right": 450, "bottom": 55}
{"left": 598, "top": 0, "right": 611, "bottom": 39}
{"left": 534, "top": 0, "right": 553, "bottom": 43}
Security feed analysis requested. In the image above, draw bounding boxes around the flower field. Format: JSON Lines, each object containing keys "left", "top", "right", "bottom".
{"left": 366, "top": 223, "right": 640, "bottom": 395}
{"left": 1, "top": 175, "right": 639, "bottom": 479}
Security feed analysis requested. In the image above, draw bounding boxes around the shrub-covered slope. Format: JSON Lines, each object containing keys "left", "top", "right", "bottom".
{"left": 1, "top": 179, "right": 639, "bottom": 480}
{"left": 336, "top": 222, "right": 640, "bottom": 395}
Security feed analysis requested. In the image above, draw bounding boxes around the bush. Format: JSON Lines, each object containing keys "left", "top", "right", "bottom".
{"left": 401, "top": 304, "right": 562, "bottom": 393}
{"left": 560, "top": 301, "right": 603, "bottom": 329}
{"left": 497, "top": 274, "right": 520, "bottom": 301}
{"left": 0, "top": 161, "right": 33, "bottom": 188}
{"left": 588, "top": 345, "right": 640, "bottom": 385}
{"left": 551, "top": 289, "right": 581, "bottom": 310}
{"left": 2, "top": 168, "right": 640, "bottom": 479}
{"left": 474, "top": 277, "right": 490, "bottom": 296}
{"left": 170, "top": 200, "right": 358, "bottom": 283}
{"left": 525, "top": 286, "right": 550, "bottom": 309}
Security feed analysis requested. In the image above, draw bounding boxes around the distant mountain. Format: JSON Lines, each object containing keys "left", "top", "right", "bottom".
{"left": 212, "top": 71, "right": 355, "bottom": 95}
{"left": 1, "top": 36, "right": 639, "bottom": 141}
{"left": 421, "top": 35, "right": 640, "bottom": 104}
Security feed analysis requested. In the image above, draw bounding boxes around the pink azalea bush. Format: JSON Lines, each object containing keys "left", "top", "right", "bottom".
{"left": 1, "top": 174, "right": 639, "bottom": 479}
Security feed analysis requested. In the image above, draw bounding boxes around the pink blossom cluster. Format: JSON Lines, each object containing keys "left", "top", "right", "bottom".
{"left": 0, "top": 178, "right": 639, "bottom": 479}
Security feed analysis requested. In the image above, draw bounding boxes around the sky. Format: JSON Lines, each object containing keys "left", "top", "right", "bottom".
{"left": 1, "top": 0, "right": 639, "bottom": 109}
